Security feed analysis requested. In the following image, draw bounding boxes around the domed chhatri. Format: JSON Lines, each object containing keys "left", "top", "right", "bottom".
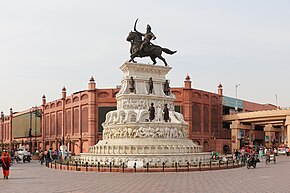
{"left": 79, "top": 62, "right": 211, "bottom": 167}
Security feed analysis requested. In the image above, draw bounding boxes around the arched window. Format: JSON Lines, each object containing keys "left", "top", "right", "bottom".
{"left": 66, "top": 110, "right": 71, "bottom": 135}
{"left": 73, "top": 109, "right": 79, "bottom": 134}
{"left": 51, "top": 114, "right": 55, "bottom": 136}
{"left": 56, "top": 112, "right": 62, "bottom": 136}
{"left": 203, "top": 141, "right": 209, "bottom": 151}
{"left": 203, "top": 105, "right": 209, "bottom": 132}
{"left": 57, "top": 101, "right": 62, "bottom": 107}
{"left": 98, "top": 92, "right": 109, "bottom": 98}
{"left": 211, "top": 106, "right": 219, "bottom": 132}
{"left": 66, "top": 99, "right": 71, "bottom": 104}
{"left": 81, "top": 94, "right": 88, "bottom": 100}
{"left": 192, "top": 104, "right": 201, "bottom": 132}
{"left": 45, "top": 115, "right": 50, "bottom": 136}
{"left": 81, "top": 107, "right": 88, "bottom": 132}
{"left": 73, "top": 97, "right": 79, "bottom": 102}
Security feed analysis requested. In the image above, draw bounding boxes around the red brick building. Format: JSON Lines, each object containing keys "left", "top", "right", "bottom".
{"left": 0, "top": 75, "right": 275, "bottom": 155}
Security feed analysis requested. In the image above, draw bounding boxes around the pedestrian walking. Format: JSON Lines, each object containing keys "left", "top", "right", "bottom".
{"left": 259, "top": 148, "right": 263, "bottom": 159}
{"left": 1, "top": 150, "right": 11, "bottom": 179}
{"left": 39, "top": 151, "right": 44, "bottom": 165}
{"left": 64, "top": 149, "right": 68, "bottom": 160}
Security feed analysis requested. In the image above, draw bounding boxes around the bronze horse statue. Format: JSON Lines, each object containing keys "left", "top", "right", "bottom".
{"left": 126, "top": 20, "right": 176, "bottom": 66}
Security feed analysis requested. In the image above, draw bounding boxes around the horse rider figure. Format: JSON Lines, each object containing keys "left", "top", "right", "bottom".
{"left": 127, "top": 19, "right": 177, "bottom": 66}
{"left": 134, "top": 19, "right": 156, "bottom": 53}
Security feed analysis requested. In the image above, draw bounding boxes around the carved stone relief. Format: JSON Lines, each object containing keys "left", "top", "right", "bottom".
{"left": 103, "top": 126, "right": 188, "bottom": 140}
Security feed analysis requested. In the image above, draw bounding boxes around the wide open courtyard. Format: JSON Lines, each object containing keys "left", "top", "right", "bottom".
{"left": 0, "top": 156, "right": 290, "bottom": 193}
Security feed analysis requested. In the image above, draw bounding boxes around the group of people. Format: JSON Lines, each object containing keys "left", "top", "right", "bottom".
{"left": 0, "top": 147, "right": 71, "bottom": 179}
{"left": 42, "top": 148, "right": 70, "bottom": 164}
{"left": 232, "top": 145, "right": 286, "bottom": 164}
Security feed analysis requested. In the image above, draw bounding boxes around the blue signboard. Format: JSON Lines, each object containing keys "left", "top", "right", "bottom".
{"left": 223, "top": 96, "right": 243, "bottom": 109}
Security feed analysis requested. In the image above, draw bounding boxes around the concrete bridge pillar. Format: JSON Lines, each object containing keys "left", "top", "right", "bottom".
{"left": 264, "top": 124, "right": 275, "bottom": 147}
{"left": 285, "top": 116, "right": 290, "bottom": 148}
{"left": 230, "top": 120, "right": 252, "bottom": 152}
{"left": 230, "top": 120, "right": 242, "bottom": 152}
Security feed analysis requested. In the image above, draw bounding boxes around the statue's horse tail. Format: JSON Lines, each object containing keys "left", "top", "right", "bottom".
{"left": 162, "top": 48, "right": 177, "bottom": 55}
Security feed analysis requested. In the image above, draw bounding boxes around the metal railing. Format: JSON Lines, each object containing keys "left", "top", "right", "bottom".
{"left": 45, "top": 157, "right": 246, "bottom": 173}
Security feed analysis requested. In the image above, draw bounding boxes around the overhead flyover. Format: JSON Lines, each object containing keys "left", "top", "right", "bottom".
{"left": 223, "top": 108, "right": 290, "bottom": 151}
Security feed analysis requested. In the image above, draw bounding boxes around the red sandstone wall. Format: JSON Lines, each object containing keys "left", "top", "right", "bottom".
{"left": 4, "top": 83, "right": 273, "bottom": 155}
{"left": 243, "top": 101, "right": 276, "bottom": 112}
{"left": 171, "top": 87, "right": 224, "bottom": 152}
{"left": 2, "top": 86, "right": 226, "bottom": 154}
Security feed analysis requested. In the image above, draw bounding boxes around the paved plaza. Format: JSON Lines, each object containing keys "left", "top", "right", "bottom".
{"left": 0, "top": 156, "right": 290, "bottom": 193}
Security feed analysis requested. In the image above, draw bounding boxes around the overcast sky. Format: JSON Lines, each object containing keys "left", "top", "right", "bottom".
{"left": 0, "top": 0, "right": 289, "bottom": 114}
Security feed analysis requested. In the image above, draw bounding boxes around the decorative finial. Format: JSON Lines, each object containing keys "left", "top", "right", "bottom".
{"left": 62, "top": 86, "right": 66, "bottom": 92}
{"left": 42, "top": 95, "right": 46, "bottom": 99}
{"left": 90, "top": 76, "right": 95, "bottom": 82}
{"left": 185, "top": 74, "right": 191, "bottom": 81}
{"left": 217, "top": 83, "right": 223, "bottom": 96}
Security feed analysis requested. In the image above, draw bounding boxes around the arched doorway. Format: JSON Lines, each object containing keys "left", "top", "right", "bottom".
{"left": 223, "top": 145, "right": 230, "bottom": 154}
{"left": 203, "top": 141, "right": 209, "bottom": 151}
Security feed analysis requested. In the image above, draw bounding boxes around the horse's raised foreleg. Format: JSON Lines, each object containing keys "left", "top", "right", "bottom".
{"left": 129, "top": 52, "right": 138, "bottom": 63}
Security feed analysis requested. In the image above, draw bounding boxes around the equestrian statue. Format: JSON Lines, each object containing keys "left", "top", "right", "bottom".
{"left": 126, "top": 19, "right": 177, "bottom": 66}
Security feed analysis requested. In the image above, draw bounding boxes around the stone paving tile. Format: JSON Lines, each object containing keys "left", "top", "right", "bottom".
{"left": 0, "top": 156, "right": 290, "bottom": 193}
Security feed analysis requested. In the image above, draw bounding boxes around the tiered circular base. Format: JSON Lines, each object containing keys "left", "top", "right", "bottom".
{"left": 79, "top": 62, "right": 211, "bottom": 167}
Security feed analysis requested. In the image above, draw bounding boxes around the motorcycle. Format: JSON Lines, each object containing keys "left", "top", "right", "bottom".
{"left": 13, "top": 156, "right": 21, "bottom": 163}
{"left": 246, "top": 154, "right": 260, "bottom": 169}
{"left": 265, "top": 154, "right": 276, "bottom": 164}
{"left": 23, "top": 155, "right": 31, "bottom": 163}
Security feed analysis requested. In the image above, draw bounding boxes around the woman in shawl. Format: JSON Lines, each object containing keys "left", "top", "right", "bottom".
{"left": 1, "top": 151, "right": 11, "bottom": 179}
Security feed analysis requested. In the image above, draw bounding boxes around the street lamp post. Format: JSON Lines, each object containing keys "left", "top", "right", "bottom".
{"left": 10, "top": 108, "right": 13, "bottom": 150}
{"left": 235, "top": 84, "right": 240, "bottom": 112}
{"left": 28, "top": 128, "right": 32, "bottom": 153}
{"left": 79, "top": 137, "right": 83, "bottom": 154}
{"left": 33, "top": 107, "right": 41, "bottom": 152}
{"left": 66, "top": 135, "right": 71, "bottom": 151}
{"left": 29, "top": 107, "right": 34, "bottom": 153}
{"left": 34, "top": 109, "right": 37, "bottom": 150}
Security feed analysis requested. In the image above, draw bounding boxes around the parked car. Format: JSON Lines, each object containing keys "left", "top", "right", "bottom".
{"left": 277, "top": 147, "right": 286, "bottom": 155}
